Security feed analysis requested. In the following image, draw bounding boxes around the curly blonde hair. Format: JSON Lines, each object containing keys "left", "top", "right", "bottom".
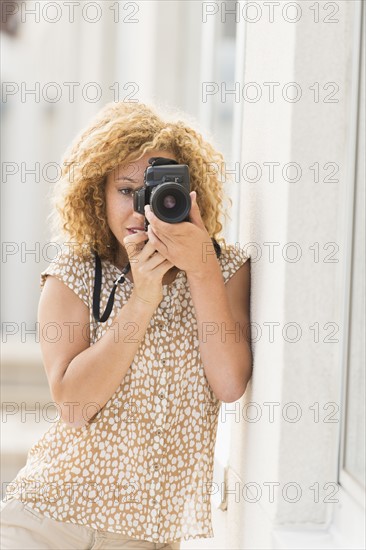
{"left": 48, "top": 101, "right": 232, "bottom": 263}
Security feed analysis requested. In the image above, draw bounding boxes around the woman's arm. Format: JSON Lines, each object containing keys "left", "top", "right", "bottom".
{"left": 39, "top": 232, "right": 175, "bottom": 428}
{"left": 39, "top": 276, "right": 157, "bottom": 428}
{"left": 144, "top": 194, "right": 253, "bottom": 403}
{"left": 187, "top": 257, "right": 252, "bottom": 403}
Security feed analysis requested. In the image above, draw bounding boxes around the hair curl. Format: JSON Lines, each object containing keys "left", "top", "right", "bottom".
{"left": 48, "top": 101, "right": 233, "bottom": 263}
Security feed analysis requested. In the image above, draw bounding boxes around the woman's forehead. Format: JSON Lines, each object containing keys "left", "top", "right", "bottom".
{"left": 112, "top": 150, "right": 177, "bottom": 179}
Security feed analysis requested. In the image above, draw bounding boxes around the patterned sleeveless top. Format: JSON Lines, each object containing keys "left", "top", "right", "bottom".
{"left": 4, "top": 240, "right": 249, "bottom": 544}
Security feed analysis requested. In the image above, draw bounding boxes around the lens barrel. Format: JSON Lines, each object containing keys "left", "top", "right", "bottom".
{"left": 150, "top": 182, "right": 191, "bottom": 223}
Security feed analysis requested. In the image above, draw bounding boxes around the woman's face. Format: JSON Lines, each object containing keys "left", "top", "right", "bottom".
{"left": 105, "top": 149, "right": 177, "bottom": 263}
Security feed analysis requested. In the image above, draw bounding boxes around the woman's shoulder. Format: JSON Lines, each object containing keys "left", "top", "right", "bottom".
{"left": 39, "top": 242, "right": 95, "bottom": 306}
{"left": 216, "top": 238, "right": 250, "bottom": 283}
{"left": 41, "top": 242, "right": 95, "bottom": 273}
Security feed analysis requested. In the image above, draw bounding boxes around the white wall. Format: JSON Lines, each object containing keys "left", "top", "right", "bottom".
{"left": 226, "top": 1, "right": 365, "bottom": 549}
{"left": 1, "top": 7, "right": 109, "bottom": 333}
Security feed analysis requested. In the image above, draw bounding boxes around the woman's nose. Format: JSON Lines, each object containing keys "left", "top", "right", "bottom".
{"left": 129, "top": 206, "right": 146, "bottom": 224}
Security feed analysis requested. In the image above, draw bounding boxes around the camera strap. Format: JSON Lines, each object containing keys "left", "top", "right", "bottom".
{"left": 92, "top": 239, "right": 221, "bottom": 323}
{"left": 92, "top": 251, "right": 131, "bottom": 323}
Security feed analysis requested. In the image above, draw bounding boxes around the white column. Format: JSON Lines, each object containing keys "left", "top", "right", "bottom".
{"left": 227, "top": 1, "right": 364, "bottom": 548}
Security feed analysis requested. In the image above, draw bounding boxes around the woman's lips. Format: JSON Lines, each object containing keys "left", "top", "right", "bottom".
{"left": 127, "top": 227, "right": 145, "bottom": 234}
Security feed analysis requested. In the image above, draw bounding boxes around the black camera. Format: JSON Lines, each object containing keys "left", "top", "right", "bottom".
{"left": 133, "top": 157, "right": 191, "bottom": 231}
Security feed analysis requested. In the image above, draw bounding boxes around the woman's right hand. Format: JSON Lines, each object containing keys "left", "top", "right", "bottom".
{"left": 123, "top": 230, "right": 174, "bottom": 307}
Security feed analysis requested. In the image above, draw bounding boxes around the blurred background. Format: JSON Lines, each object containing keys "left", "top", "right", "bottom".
{"left": 1, "top": 1, "right": 365, "bottom": 548}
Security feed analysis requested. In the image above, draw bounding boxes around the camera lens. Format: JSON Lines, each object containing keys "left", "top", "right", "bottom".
{"left": 163, "top": 195, "right": 176, "bottom": 209}
{"left": 150, "top": 183, "right": 191, "bottom": 223}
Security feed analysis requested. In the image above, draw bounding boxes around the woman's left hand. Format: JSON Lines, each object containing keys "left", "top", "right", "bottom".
{"left": 144, "top": 191, "right": 217, "bottom": 276}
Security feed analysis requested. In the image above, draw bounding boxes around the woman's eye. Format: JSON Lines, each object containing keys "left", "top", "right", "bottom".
{"left": 118, "top": 188, "right": 133, "bottom": 196}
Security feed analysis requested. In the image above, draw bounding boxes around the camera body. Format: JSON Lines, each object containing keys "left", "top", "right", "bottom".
{"left": 133, "top": 157, "right": 191, "bottom": 231}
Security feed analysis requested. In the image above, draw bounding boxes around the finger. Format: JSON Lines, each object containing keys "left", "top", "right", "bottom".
{"left": 123, "top": 230, "right": 147, "bottom": 246}
{"left": 144, "top": 207, "right": 169, "bottom": 238}
{"left": 145, "top": 250, "right": 172, "bottom": 270}
{"left": 188, "top": 191, "right": 206, "bottom": 229}
{"left": 123, "top": 232, "right": 148, "bottom": 261}
{"left": 132, "top": 236, "right": 163, "bottom": 263}
{"left": 147, "top": 224, "right": 168, "bottom": 255}
{"left": 123, "top": 235, "right": 147, "bottom": 258}
{"left": 153, "top": 259, "right": 175, "bottom": 277}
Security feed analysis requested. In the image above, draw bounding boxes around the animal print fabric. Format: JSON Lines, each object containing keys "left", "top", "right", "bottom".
{"left": 4, "top": 240, "right": 249, "bottom": 544}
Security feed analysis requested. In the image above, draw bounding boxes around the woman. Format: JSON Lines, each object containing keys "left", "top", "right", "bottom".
{"left": 1, "top": 101, "right": 252, "bottom": 549}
